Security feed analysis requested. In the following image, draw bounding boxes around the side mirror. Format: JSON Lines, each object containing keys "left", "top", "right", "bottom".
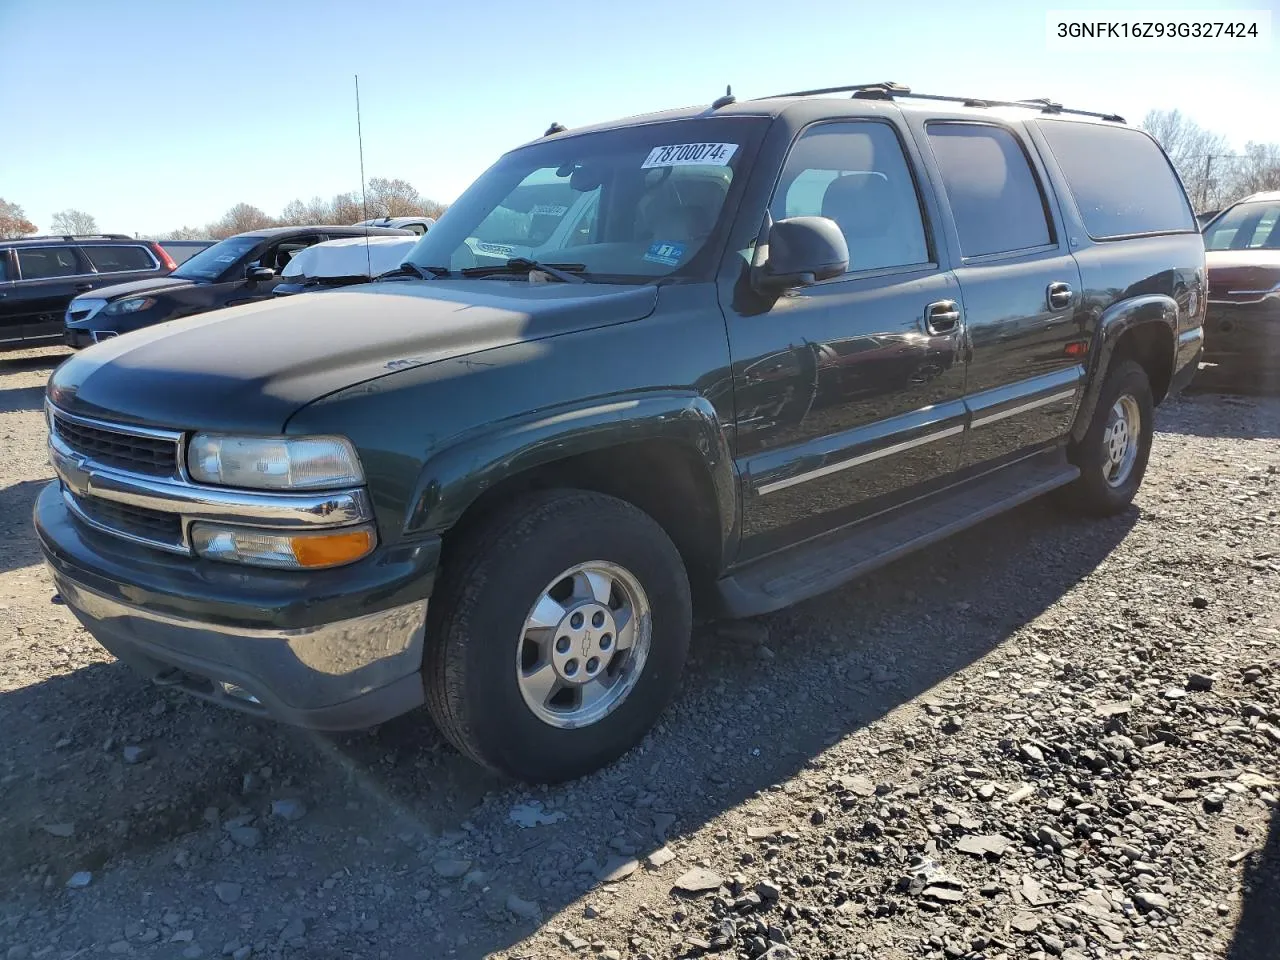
{"left": 246, "top": 265, "right": 275, "bottom": 283}
{"left": 754, "top": 216, "right": 849, "bottom": 291}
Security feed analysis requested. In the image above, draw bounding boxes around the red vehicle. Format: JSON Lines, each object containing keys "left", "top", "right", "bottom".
{"left": 1202, "top": 191, "right": 1280, "bottom": 386}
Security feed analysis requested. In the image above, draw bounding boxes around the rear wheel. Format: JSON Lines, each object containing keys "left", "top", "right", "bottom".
{"left": 1060, "top": 359, "right": 1154, "bottom": 516}
{"left": 424, "top": 490, "right": 692, "bottom": 783}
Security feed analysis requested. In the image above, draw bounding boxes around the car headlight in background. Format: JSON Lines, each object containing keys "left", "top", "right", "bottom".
{"left": 187, "top": 434, "right": 365, "bottom": 490}
{"left": 190, "top": 523, "right": 376, "bottom": 569}
{"left": 104, "top": 297, "right": 156, "bottom": 314}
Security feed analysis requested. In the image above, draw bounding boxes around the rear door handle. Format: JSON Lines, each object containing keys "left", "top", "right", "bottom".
{"left": 1047, "top": 281, "right": 1073, "bottom": 309}
{"left": 924, "top": 300, "right": 961, "bottom": 335}
{"left": 74, "top": 282, "right": 93, "bottom": 292}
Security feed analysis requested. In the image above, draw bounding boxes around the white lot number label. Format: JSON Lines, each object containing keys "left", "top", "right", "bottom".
{"left": 641, "top": 143, "right": 738, "bottom": 169}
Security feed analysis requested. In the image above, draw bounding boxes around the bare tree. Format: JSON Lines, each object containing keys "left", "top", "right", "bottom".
{"left": 367, "top": 177, "right": 424, "bottom": 218}
{"left": 1141, "top": 108, "right": 1232, "bottom": 211}
{"left": 330, "top": 192, "right": 365, "bottom": 224}
{"left": 163, "top": 225, "right": 209, "bottom": 240}
{"left": 210, "top": 203, "right": 275, "bottom": 239}
{"left": 0, "top": 198, "right": 37, "bottom": 239}
{"left": 1227, "top": 142, "right": 1280, "bottom": 198}
{"left": 50, "top": 208, "right": 99, "bottom": 235}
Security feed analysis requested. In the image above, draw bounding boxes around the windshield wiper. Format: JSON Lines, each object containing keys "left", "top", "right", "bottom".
{"left": 374, "top": 262, "right": 452, "bottom": 281}
{"left": 460, "top": 258, "right": 587, "bottom": 283}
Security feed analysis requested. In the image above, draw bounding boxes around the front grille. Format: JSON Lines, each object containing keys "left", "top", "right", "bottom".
{"left": 68, "top": 492, "right": 184, "bottom": 548}
{"left": 53, "top": 413, "right": 179, "bottom": 476}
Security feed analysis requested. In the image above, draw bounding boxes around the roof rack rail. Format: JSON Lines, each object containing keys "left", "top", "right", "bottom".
{"left": 16, "top": 233, "right": 134, "bottom": 242}
{"left": 755, "top": 83, "right": 1125, "bottom": 123}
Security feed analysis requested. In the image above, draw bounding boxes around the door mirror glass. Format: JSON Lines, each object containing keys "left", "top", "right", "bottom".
{"left": 756, "top": 216, "right": 849, "bottom": 290}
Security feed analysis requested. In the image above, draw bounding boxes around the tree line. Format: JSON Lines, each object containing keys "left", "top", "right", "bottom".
{"left": 0, "top": 177, "right": 448, "bottom": 241}
{"left": 1141, "top": 109, "right": 1280, "bottom": 213}
{"left": 164, "top": 177, "right": 449, "bottom": 240}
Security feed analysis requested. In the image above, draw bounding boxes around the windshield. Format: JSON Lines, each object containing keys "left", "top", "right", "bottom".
{"left": 1205, "top": 200, "right": 1280, "bottom": 251}
{"left": 172, "top": 235, "right": 261, "bottom": 281}
{"left": 405, "top": 117, "right": 766, "bottom": 282}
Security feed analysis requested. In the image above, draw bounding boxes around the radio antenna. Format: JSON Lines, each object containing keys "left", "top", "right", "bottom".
{"left": 355, "top": 74, "right": 372, "bottom": 280}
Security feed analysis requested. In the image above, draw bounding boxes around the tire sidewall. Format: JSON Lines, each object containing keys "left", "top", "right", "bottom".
{"left": 1076, "top": 360, "right": 1155, "bottom": 510}
{"left": 446, "top": 498, "right": 691, "bottom": 782}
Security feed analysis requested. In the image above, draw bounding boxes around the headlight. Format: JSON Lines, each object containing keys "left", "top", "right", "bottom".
{"left": 187, "top": 435, "right": 364, "bottom": 490}
{"left": 191, "top": 523, "right": 376, "bottom": 569}
{"left": 104, "top": 297, "right": 156, "bottom": 314}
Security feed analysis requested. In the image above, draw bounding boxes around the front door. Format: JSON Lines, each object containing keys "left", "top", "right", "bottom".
{"left": 724, "top": 118, "right": 968, "bottom": 559}
{"left": 914, "top": 120, "right": 1085, "bottom": 469}
{"left": 12, "top": 245, "right": 94, "bottom": 343}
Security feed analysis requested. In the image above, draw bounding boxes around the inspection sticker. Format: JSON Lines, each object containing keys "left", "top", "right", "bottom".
{"left": 643, "top": 241, "right": 686, "bottom": 267}
{"left": 530, "top": 204, "right": 569, "bottom": 216}
{"left": 641, "top": 142, "right": 738, "bottom": 168}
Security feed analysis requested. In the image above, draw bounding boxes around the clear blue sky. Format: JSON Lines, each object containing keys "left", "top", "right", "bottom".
{"left": 0, "top": 0, "right": 1274, "bottom": 236}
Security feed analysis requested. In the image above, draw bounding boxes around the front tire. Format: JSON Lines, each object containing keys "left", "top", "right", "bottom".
{"left": 1061, "top": 359, "right": 1154, "bottom": 516}
{"left": 424, "top": 490, "right": 692, "bottom": 783}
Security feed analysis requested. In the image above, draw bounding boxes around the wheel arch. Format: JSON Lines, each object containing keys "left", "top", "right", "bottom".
{"left": 1070, "top": 294, "right": 1178, "bottom": 444}
{"left": 408, "top": 393, "right": 738, "bottom": 602}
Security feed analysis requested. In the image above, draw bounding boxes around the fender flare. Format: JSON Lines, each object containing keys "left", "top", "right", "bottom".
{"left": 1070, "top": 294, "right": 1178, "bottom": 444}
{"left": 404, "top": 391, "right": 738, "bottom": 551}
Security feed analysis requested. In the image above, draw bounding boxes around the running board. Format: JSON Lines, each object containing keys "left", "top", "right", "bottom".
{"left": 714, "top": 452, "right": 1080, "bottom": 618}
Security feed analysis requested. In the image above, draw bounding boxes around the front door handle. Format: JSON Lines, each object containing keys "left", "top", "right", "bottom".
{"left": 924, "top": 300, "right": 961, "bottom": 335}
{"left": 1047, "top": 281, "right": 1073, "bottom": 309}
{"left": 74, "top": 282, "right": 93, "bottom": 292}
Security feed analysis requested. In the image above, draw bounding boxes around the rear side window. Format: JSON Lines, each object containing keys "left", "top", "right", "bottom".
{"left": 81, "top": 245, "right": 157, "bottom": 273}
{"left": 770, "top": 121, "right": 931, "bottom": 273}
{"left": 0, "top": 255, "right": 9, "bottom": 282}
{"left": 1036, "top": 120, "right": 1196, "bottom": 240}
{"left": 926, "top": 123, "right": 1053, "bottom": 258}
{"left": 16, "top": 246, "right": 82, "bottom": 280}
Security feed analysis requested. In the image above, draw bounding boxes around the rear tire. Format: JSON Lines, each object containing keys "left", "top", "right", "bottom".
{"left": 1060, "top": 359, "right": 1154, "bottom": 516}
{"left": 424, "top": 490, "right": 692, "bottom": 783}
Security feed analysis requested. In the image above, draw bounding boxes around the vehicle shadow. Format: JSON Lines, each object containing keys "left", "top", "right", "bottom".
{"left": 1159, "top": 391, "right": 1280, "bottom": 440}
{"left": 0, "top": 480, "right": 51, "bottom": 576}
{"left": 0, "top": 498, "right": 1138, "bottom": 959}
{"left": 1228, "top": 806, "right": 1280, "bottom": 960}
{"left": 0, "top": 384, "right": 47, "bottom": 414}
{"left": 0, "top": 349, "right": 70, "bottom": 373}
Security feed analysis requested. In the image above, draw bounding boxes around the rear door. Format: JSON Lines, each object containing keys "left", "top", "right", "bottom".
{"left": 12, "top": 245, "right": 95, "bottom": 343}
{"left": 910, "top": 118, "right": 1085, "bottom": 469}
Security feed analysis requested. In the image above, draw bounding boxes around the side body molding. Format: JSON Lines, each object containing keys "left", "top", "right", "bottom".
{"left": 1070, "top": 294, "right": 1179, "bottom": 443}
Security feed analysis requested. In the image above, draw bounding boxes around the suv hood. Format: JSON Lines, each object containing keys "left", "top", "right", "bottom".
{"left": 47, "top": 281, "right": 659, "bottom": 433}
{"left": 84, "top": 275, "right": 196, "bottom": 301}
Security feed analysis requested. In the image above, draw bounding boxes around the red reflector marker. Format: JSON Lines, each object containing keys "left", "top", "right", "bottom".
{"left": 1064, "top": 341, "right": 1089, "bottom": 358}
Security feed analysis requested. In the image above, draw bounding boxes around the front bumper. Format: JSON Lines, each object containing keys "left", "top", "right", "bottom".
{"left": 35, "top": 481, "right": 440, "bottom": 729}
{"left": 1203, "top": 298, "right": 1280, "bottom": 372}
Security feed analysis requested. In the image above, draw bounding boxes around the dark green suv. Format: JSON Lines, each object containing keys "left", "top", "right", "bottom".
{"left": 35, "top": 84, "right": 1205, "bottom": 783}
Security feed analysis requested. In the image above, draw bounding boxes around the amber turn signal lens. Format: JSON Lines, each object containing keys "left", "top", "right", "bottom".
{"left": 290, "top": 528, "right": 376, "bottom": 568}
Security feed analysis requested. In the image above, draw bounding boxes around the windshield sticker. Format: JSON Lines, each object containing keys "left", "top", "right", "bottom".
{"left": 643, "top": 241, "right": 686, "bottom": 267}
{"left": 475, "top": 241, "right": 515, "bottom": 257}
{"left": 530, "top": 204, "right": 568, "bottom": 217}
{"left": 214, "top": 255, "right": 237, "bottom": 263}
{"left": 641, "top": 143, "right": 738, "bottom": 169}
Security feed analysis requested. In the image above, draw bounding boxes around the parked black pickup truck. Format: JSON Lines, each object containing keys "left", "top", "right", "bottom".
{"left": 36, "top": 83, "right": 1204, "bottom": 783}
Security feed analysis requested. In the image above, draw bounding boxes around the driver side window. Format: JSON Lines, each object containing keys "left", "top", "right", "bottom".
{"left": 771, "top": 121, "right": 931, "bottom": 274}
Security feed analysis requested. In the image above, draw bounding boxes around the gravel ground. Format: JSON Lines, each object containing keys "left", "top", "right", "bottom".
{"left": 0, "top": 347, "right": 1276, "bottom": 960}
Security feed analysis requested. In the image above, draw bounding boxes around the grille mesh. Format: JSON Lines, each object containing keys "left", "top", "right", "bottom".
{"left": 53, "top": 414, "right": 178, "bottom": 476}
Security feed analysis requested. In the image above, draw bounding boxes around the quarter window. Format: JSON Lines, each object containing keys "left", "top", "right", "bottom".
{"left": 1036, "top": 120, "right": 1196, "bottom": 240}
{"left": 770, "top": 121, "right": 930, "bottom": 273}
{"left": 81, "top": 245, "right": 156, "bottom": 273}
{"left": 16, "top": 246, "right": 81, "bottom": 280}
{"left": 926, "top": 123, "right": 1053, "bottom": 258}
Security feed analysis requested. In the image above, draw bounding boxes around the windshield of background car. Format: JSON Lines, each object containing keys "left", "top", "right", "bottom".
{"left": 405, "top": 117, "right": 768, "bottom": 281}
{"left": 171, "top": 236, "right": 261, "bottom": 281}
{"left": 1204, "top": 201, "right": 1280, "bottom": 251}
